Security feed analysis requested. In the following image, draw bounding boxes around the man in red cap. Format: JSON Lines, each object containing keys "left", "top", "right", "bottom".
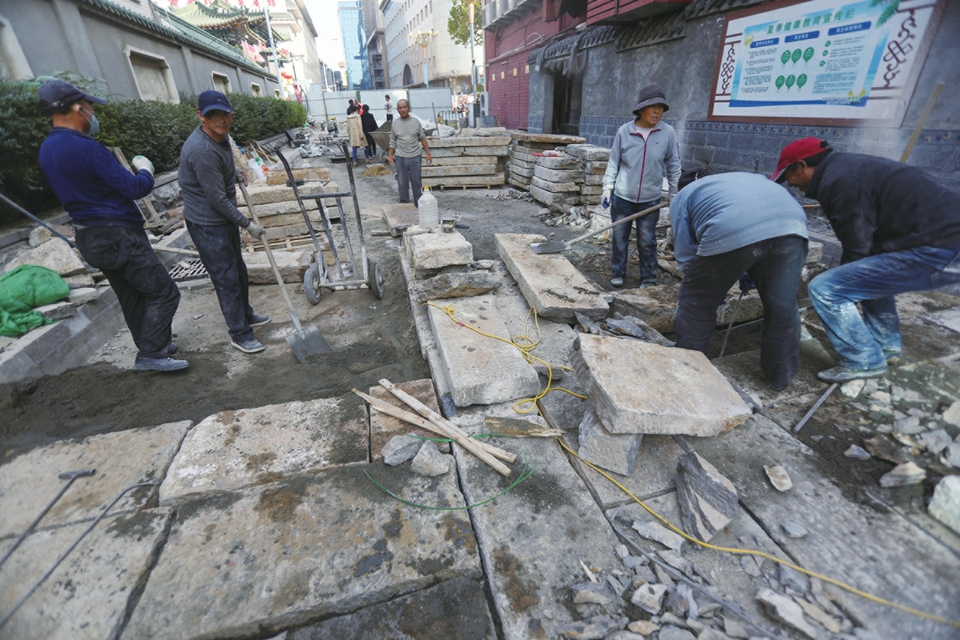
{"left": 772, "top": 138, "right": 960, "bottom": 382}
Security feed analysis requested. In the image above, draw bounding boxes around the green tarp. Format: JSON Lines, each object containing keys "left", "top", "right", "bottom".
{"left": 0, "top": 264, "right": 71, "bottom": 337}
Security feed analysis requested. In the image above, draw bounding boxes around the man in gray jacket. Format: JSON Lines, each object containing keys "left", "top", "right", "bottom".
{"left": 388, "top": 99, "right": 432, "bottom": 206}
{"left": 179, "top": 91, "right": 270, "bottom": 354}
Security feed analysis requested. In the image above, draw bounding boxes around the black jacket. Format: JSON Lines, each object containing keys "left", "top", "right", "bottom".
{"left": 361, "top": 111, "right": 378, "bottom": 134}
{"left": 806, "top": 153, "right": 960, "bottom": 264}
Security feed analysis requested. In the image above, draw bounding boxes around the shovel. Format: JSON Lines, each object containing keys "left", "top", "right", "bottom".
{"left": 237, "top": 176, "right": 334, "bottom": 362}
{"left": 530, "top": 202, "right": 667, "bottom": 254}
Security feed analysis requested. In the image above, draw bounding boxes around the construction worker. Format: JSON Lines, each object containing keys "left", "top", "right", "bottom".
{"left": 38, "top": 80, "right": 187, "bottom": 372}
{"left": 772, "top": 137, "right": 960, "bottom": 382}
{"left": 388, "top": 99, "right": 432, "bottom": 206}
{"left": 602, "top": 83, "right": 681, "bottom": 289}
{"left": 671, "top": 169, "right": 808, "bottom": 389}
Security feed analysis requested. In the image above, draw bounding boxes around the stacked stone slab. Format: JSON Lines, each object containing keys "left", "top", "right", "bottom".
{"left": 422, "top": 133, "right": 510, "bottom": 189}
{"left": 507, "top": 132, "right": 586, "bottom": 190}
{"left": 529, "top": 151, "right": 584, "bottom": 209}
{"left": 235, "top": 181, "right": 340, "bottom": 238}
{"left": 565, "top": 144, "right": 611, "bottom": 207}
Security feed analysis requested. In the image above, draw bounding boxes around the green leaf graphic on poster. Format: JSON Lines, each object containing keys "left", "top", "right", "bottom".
{"left": 797, "top": 74, "right": 808, "bottom": 89}
{"left": 823, "top": 50, "right": 829, "bottom": 56}
{"left": 792, "top": 49, "right": 803, "bottom": 64}
{"left": 803, "top": 47, "right": 815, "bottom": 63}
{"left": 776, "top": 76, "right": 786, "bottom": 89}
{"left": 781, "top": 50, "right": 792, "bottom": 65}
{"left": 786, "top": 74, "right": 796, "bottom": 89}
{"left": 820, "top": 60, "right": 826, "bottom": 67}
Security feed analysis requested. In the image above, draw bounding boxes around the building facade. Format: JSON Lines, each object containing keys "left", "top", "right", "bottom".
{"left": 339, "top": 0, "right": 371, "bottom": 90}
{"left": 362, "top": 0, "right": 388, "bottom": 89}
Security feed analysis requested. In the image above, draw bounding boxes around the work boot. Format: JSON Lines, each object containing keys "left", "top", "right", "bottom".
{"left": 639, "top": 280, "right": 657, "bottom": 289}
{"left": 817, "top": 364, "right": 888, "bottom": 383}
{"left": 134, "top": 355, "right": 189, "bottom": 372}
{"left": 610, "top": 277, "right": 624, "bottom": 288}
{"left": 249, "top": 314, "right": 271, "bottom": 327}
{"left": 232, "top": 338, "right": 265, "bottom": 353}
{"left": 884, "top": 350, "right": 901, "bottom": 366}
{"left": 167, "top": 342, "right": 178, "bottom": 355}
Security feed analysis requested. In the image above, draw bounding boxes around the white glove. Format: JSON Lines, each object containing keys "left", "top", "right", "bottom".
{"left": 667, "top": 185, "right": 678, "bottom": 205}
{"left": 131, "top": 155, "right": 154, "bottom": 176}
{"left": 602, "top": 188, "right": 612, "bottom": 209}
{"left": 246, "top": 222, "right": 266, "bottom": 239}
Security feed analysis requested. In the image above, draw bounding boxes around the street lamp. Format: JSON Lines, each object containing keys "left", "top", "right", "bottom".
{"left": 408, "top": 30, "right": 439, "bottom": 88}
{"left": 467, "top": 0, "right": 478, "bottom": 126}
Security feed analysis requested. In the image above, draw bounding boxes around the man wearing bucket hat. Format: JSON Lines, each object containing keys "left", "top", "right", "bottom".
{"left": 38, "top": 80, "right": 187, "bottom": 372}
{"left": 772, "top": 137, "right": 960, "bottom": 382}
{"left": 602, "top": 83, "right": 681, "bottom": 289}
{"left": 179, "top": 90, "right": 270, "bottom": 355}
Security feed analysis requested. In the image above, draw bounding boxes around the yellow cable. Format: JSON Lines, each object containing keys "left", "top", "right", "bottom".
{"left": 556, "top": 437, "right": 960, "bottom": 629}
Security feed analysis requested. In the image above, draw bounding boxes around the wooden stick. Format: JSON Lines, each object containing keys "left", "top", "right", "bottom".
{"left": 377, "top": 379, "right": 514, "bottom": 476}
{"left": 152, "top": 246, "right": 200, "bottom": 257}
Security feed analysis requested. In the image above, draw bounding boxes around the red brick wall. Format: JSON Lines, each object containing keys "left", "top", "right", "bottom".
{"left": 487, "top": 51, "right": 532, "bottom": 130}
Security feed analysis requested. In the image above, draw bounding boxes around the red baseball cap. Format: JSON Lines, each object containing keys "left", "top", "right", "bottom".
{"left": 770, "top": 137, "right": 826, "bottom": 182}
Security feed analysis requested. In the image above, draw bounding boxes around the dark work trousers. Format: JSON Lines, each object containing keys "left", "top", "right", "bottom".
{"left": 674, "top": 235, "right": 808, "bottom": 389}
{"left": 186, "top": 220, "right": 255, "bottom": 343}
{"left": 75, "top": 226, "right": 180, "bottom": 359}
{"left": 395, "top": 155, "right": 423, "bottom": 206}
{"left": 364, "top": 133, "right": 376, "bottom": 159}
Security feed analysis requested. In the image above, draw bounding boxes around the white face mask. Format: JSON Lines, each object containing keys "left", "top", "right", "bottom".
{"left": 79, "top": 106, "right": 100, "bottom": 136}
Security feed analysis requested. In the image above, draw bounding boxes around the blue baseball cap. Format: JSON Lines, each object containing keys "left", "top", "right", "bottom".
{"left": 38, "top": 80, "right": 107, "bottom": 113}
{"left": 198, "top": 90, "right": 233, "bottom": 116}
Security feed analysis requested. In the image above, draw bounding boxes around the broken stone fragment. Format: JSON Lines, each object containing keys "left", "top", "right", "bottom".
{"left": 943, "top": 441, "right": 960, "bottom": 468}
{"left": 381, "top": 435, "right": 423, "bottom": 465}
{"left": 740, "top": 555, "right": 761, "bottom": 577}
{"left": 656, "top": 625, "right": 696, "bottom": 640}
{"left": 756, "top": 587, "right": 819, "bottom": 638}
{"left": 675, "top": 452, "right": 738, "bottom": 542}
{"left": 878, "top": 461, "right": 925, "bottom": 487}
{"left": 630, "top": 583, "right": 668, "bottom": 614}
{"left": 763, "top": 464, "right": 793, "bottom": 492}
{"left": 928, "top": 475, "right": 960, "bottom": 535}
{"left": 627, "top": 619, "right": 660, "bottom": 635}
{"left": 557, "top": 614, "right": 627, "bottom": 639}
{"left": 916, "top": 428, "right": 952, "bottom": 455}
{"left": 578, "top": 407, "right": 643, "bottom": 476}
{"left": 843, "top": 445, "right": 872, "bottom": 460}
{"left": 942, "top": 401, "right": 960, "bottom": 427}
{"left": 571, "top": 582, "right": 613, "bottom": 605}
{"left": 408, "top": 269, "right": 502, "bottom": 304}
{"left": 840, "top": 378, "right": 866, "bottom": 397}
{"left": 664, "top": 582, "right": 694, "bottom": 618}
{"left": 793, "top": 596, "right": 843, "bottom": 633}
{"left": 892, "top": 415, "right": 923, "bottom": 435}
{"left": 410, "top": 442, "right": 451, "bottom": 477}
{"left": 657, "top": 549, "right": 694, "bottom": 578}
{"left": 781, "top": 521, "right": 808, "bottom": 538}
{"left": 631, "top": 519, "right": 685, "bottom": 553}
{"left": 778, "top": 564, "right": 810, "bottom": 594}
{"left": 4, "top": 238, "right": 86, "bottom": 277}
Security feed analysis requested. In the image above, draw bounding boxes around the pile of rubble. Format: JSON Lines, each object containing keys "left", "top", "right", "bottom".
{"left": 422, "top": 128, "right": 510, "bottom": 190}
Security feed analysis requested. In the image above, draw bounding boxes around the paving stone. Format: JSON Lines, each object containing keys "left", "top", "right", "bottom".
{"left": 427, "top": 294, "right": 540, "bottom": 408}
{"left": 286, "top": 576, "right": 496, "bottom": 639}
{"left": 67, "top": 287, "right": 100, "bottom": 305}
{"left": 423, "top": 175, "right": 505, "bottom": 188}
{"left": 448, "top": 409, "right": 624, "bottom": 640}
{"left": 410, "top": 441, "right": 452, "bottom": 476}
{"left": 28, "top": 223, "right": 74, "bottom": 247}
{"left": 408, "top": 229, "right": 474, "bottom": 270}
{"left": 0, "top": 421, "right": 190, "bottom": 538}
{"left": 573, "top": 335, "right": 751, "bottom": 436}
{"left": 382, "top": 202, "right": 419, "bottom": 236}
{"left": 35, "top": 300, "right": 75, "bottom": 321}
{"left": 928, "top": 475, "right": 960, "bottom": 534}
{"left": 408, "top": 269, "right": 502, "bottom": 304}
{"left": 511, "top": 132, "right": 586, "bottom": 145}
{"left": 611, "top": 284, "right": 764, "bottom": 335}
{"left": 430, "top": 135, "right": 512, "bottom": 148}
{"left": 533, "top": 165, "right": 583, "bottom": 184}
{"left": 537, "top": 155, "right": 581, "bottom": 169}
{"left": 878, "top": 461, "right": 925, "bottom": 487}
{"left": 756, "top": 588, "right": 818, "bottom": 638}
{"left": 4, "top": 238, "right": 86, "bottom": 277}
{"left": 128, "top": 466, "right": 480, "bottom": 639}
{"left": 266, "top": 166, "right": 331, "bottom": 185}
{"left": 578, "top": 407, "right": 643, "bottom": 476}
{"left": 159, "top": 395, "right": 367, "bottom": 504}
{"left": 631, "top": 519, "right": 685, "bottom": 553}
{"left": 369, "top": 378, "right": 450, "bottom": 460}
{"left": 631, "top": 583, "right": 668, "bottom": 614}
{"left": 382, "top": 434, "right": 424, "bottom": 465}
{"left": 565, "top": 144, "right": 611, "bottom": 161}
{"left": 242, "top": 249, "right": 312, "bottom": 283}
{"left": 0, "top": 509, "right": 173, "bottom": 640}
{"left": 532, "top": 175, "right": 582, "bottom": 193}
{"left": 422, "top": 163, "right": 498, "bottom": 178}
{"left": 530, "top": 184, "right": 579, "bottom": 206}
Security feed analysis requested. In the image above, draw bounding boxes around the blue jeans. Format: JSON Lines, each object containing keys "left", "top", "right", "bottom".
{"left": 809, "top": 245, "right": 960, "bottom": 370}
{"left": 186, "top": 221, "right": 255, "bottom": 343}
{"left": 75, "top": 226, "right": 180, "bottom": 359}
{"left": 675, "top": 235, "right": 808, "bottom": 388}
{"left": 611, "top": 195, "right": 660, "bottom": 282}
{"left": 395, "top": 155, "right": 423, "bottom": 206}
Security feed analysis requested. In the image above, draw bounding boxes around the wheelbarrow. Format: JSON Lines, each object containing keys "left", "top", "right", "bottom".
{"left": 275, "top": 143, "right": 385, "bottom": 303}
{"left": 369, "top": 120, "right": 392, "bottom": 163}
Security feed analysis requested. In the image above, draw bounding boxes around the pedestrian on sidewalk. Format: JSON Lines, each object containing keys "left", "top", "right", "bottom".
{"left": 773, "top": 137, "right": 960, "bottom": 383}
{"left": 671, "top": 169, "right": 809, "bottom": 390}
{"left": 37, "top": 80, "right": 187, "bottom": 372}
{"left": 602, "top": 83, "right": 681, "bottom": 289}
{"left": 387, "top": 99, "right": 432, "bottom": 206}
{"left": 361, "top": 104, "right": 378, "bottom": 160}
{"left": 178, "top": 90, "right": 271, "bottom": 355}
{"left": 384, "top": 95, "right": 394, "bottom": 122}
{"left": 346, "top": 105, "right": 365, "bottom": 166}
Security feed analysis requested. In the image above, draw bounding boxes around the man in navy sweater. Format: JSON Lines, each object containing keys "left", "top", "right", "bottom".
{"left": 38, "top": 80, "right": 187, "bottom": 372}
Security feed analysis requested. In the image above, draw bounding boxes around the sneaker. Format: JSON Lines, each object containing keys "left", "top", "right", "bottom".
{"left": 232, "top": 338, "right": 265, "bottom": 353}
{"left": 249, "top": 314, "right": 271, "bottom": 328}
{"left": 610, "top": 277, "right": 624, "bottom": 288}
{"left": 167, "top": 341, "right": 178, "bottom": 355}
{"left": 134, "top": 356, "right": 189, "bottom": 372}
{"left": 639, "top": 281, "right": 657, "bottom": 289}
{"left": 817, "top": 364, "right": 888, "bottom": 383}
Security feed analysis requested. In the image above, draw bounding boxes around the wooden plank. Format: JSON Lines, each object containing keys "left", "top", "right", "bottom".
{"left": 110, "top": 147, "right": 163, "bottom": 228}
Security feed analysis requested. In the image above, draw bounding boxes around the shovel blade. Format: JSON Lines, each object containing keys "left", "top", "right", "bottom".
{"left": 529, "top": 241, "right": 567, "bottom": 254}
{"left": 286, "top": 325, "right": 334, "bottom": 363}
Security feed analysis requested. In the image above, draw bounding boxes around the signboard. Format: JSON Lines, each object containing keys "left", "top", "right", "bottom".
{"left": 709, "top": 0, "right": 945, "bottom": 125}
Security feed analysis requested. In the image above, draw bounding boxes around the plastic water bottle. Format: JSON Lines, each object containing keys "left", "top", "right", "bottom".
{"left": 419, "top": 186, "right": 439, "bottom": 230}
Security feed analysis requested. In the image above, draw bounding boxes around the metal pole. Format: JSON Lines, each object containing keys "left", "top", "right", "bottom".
{"left": 468, "top": 0, "right": 478, "bottom": 127}
{"left": 263, "top": 6, "right": 284, "bottom": 99}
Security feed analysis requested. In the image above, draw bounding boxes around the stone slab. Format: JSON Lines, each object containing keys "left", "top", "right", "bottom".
{"left": 382, "top": 202, "right": 419, "bottom": 236}
{"left": 125, "top": 467, "right": 481, "bottom": 639}
{"left": 236, "top": 183, "right": 322, "bottom": 206}
{"left": 431, "top": 146, "right": 509, "bottom": 158}
{"left": 508, "top": 156, "right": 536, "bottom": 170}
{"left": 429, "top": 155, "right": 501, "bottom": 166}
{"left": 584, "top": 161, "right": 609, "bottom": 174}
{"left": 511, "top": 132, "right": 586, "bottom": 145}
{"left": 422, "top": 163, "right": 498, "bottom": 178}
{"left": 449, "top": 408, "right": 625, "bottom": 640}
{"left": 533, "top": 165, "right": 584, "bottom": 184}
{"left": 266, "top": 166, "right": 331, "bottom": 185}
{"left": 286, "top": 576, "right": 496, "bottom": 639}
{"left": 495, "top": 233, "right": 609, "bottom": 322}
{"left": 0, "top": 421, "right": 190, "bottom": 538}
{"left": 426, "top": 294, "right": 540, "bottom": 407}
{"left": 408, "top": 269, "right": 502, "bottom": 304}
{"left": 573, "top": 334, "right": 752, "bottom": 436}
{"left": 369, "top": 378, "right": 451, "bottom": 460}
{"left": 509, "top": 165, "right": 535, "bottom": 179}
{"left": 0, "top": 509, "right": 173, "bottom": 640}
{"left": 68, "top": 287, "right": 100, "bottom": 305}
{"left": 242, "top": 249, "right": 312, "bottom": 284}
{"left": 565, "top": 144, "right": 612, "bottom": 161}
{"left": 236, "top": 199, "right": 319, "bottom": 218}
{"left": 429, "top": 135, "right": 511, "bottom": 148}
{"left": 507, "top": 176, "right": 532, "bottom": 189}
{"left": 35, "top": 300, "right": 75, "bottom": 320}
{"left": 612, "top": 284, "right": 764, "bottom": 334}
{"left": 408, "top": 230, "right": 474, "bottom": 269}
{"left": 578, "top": 407, "right": 642, "bottom": 476}
{"left": 529, "top": 184, "right": 579, "bottom": 206}
{"left": 531, "top": 175, "right": 581, "bottom": 193}
{"left": 680, "top": 414, "right": 960, "bottom": 640}
{"left": 536, "top": 154, "right": 581, "bottom": 169}
{"left": 159, "top": 395, "right": 368, "bottom": 504}
{"left": 423, "top": 175, "right": 506, "bottom": 188}
{"left": 4, "top": 238, "right": 87, "bottom": 277}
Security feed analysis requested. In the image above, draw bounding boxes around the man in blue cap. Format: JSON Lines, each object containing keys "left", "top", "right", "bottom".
{"left": 38, "top": 80, "right": 187, "bottom": 372}
{"left": 179, "top": 90, "right": 270, "bottom": 354}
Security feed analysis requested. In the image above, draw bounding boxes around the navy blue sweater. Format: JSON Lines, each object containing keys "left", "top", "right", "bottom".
{"left": 39, "top": 127, "right": 154, "bottom": 228}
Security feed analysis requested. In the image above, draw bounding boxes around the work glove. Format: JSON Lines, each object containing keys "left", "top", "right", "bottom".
{"left": 246, "top": 222, "right": 266, "bottom": 239}
{"left": 602, "top": 188, "right": 612, "bottom": 209}
{"left": 667, "top": 185, "right": 678, "bottom": 205}
{"left": 738, "top": 273, "right": 756, "bottom": 293}
{"left": 131, "top": 155, "right": 154, "bottom": 176}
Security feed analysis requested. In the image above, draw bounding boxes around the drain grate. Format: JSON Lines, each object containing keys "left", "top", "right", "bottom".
{"left": 169, "top": 259, "right": 208, "bottom": 282}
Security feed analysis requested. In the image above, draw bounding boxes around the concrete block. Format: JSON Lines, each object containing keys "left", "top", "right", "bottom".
{"left": 533, "top": 165, "right": 584, "bottom": 184}
{"left": 4, "top": 238, "right": 86, "bottom": 277}
{"left": 572, "top": 334, "right": 752, "bottom": 436}
{"left": 383, "top": 202, "right": 419, "bottom": 236}
{"left": 495, "top": 233, "right": 609, "bottom": 322}
{"left": 408, "top": 230, "right": 474, "bottom": 269}
{"left": 578, "top": 407, "right": 643, "bottom": 476}
{"left": 427, "top": 294, "right": 540, "bottom": 407}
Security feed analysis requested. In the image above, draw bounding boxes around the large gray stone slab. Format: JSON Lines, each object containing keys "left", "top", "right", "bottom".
{"left": 125, "top": 467, "right": 481, "bottom": 639}
{"left": 369, "top": 378, "right": 450, "bottom": 460}
{"left": 408, "top": 269, "right": 502, "bottom": 304}
{"left": 612, "top": 284, "right": 764, "bottom": 334}
{"left": 286, "top": 576, "right": 496, "bottom": 639}
{"left": 565, "top": 144, "right": 612, "bottom": 161}
{"left": 573, "top": 334, "right": 752, "bottom": 436}
{"left": 571, "top": 434, "right": 683, "bottom": 508}
{"left": 431, "top": 145, "right": 509, "bottom": 157}
{"left": 495, "top": 233, "right": 609, "bottom": 322}
{"left": 531, "top": 175, "right": 581, "bottom": 193}
{"left": 449, "top": 408, "right": 625, "bottom": 640}
{"left": 422, "top": 163, "right": 498, "bottom": 178}
{"left": 430, "top": 155, "right": 502, "bottom": 166}
{"left": 430, "top": 135, "right": 511, "bottom": 148}
{"left": 0, "top": 421, "right": 190, "bottom": 538}
{"left": 0, "top": 509, "right": 173, "bottom": 640}
{"left": 408, "top": 230, "right": 474, "bottom": 269}
{"left": 529, "top": 184, "right": 579, "bottom": 206}
{"left": 382, "top": 202, "right": 419, "bottom": 236}
{"left": 533, "top": 165, "right": 583, "bottom": 184}
{"left": 243, "top": 249, "right": 312, "bottom": 284}
{"left": 426, "top": 294, "right": 540, "bottom": 407}
{"left": 266, "top": 166, "right": 331, "bottom": 185}
{"left": 511, "top": 132, "right": 586, "bottom": 145}
{"left": 159, "top": 395, "right": 368, "bottom": 503}
{"left": 3, "top": 238, "right": 86, "bottom": 277}
{"left": 578, "top": 407, "right": 642, "bottom": 476}
{"left": 423, "top": 175, "right": 505, "bottom": 187}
